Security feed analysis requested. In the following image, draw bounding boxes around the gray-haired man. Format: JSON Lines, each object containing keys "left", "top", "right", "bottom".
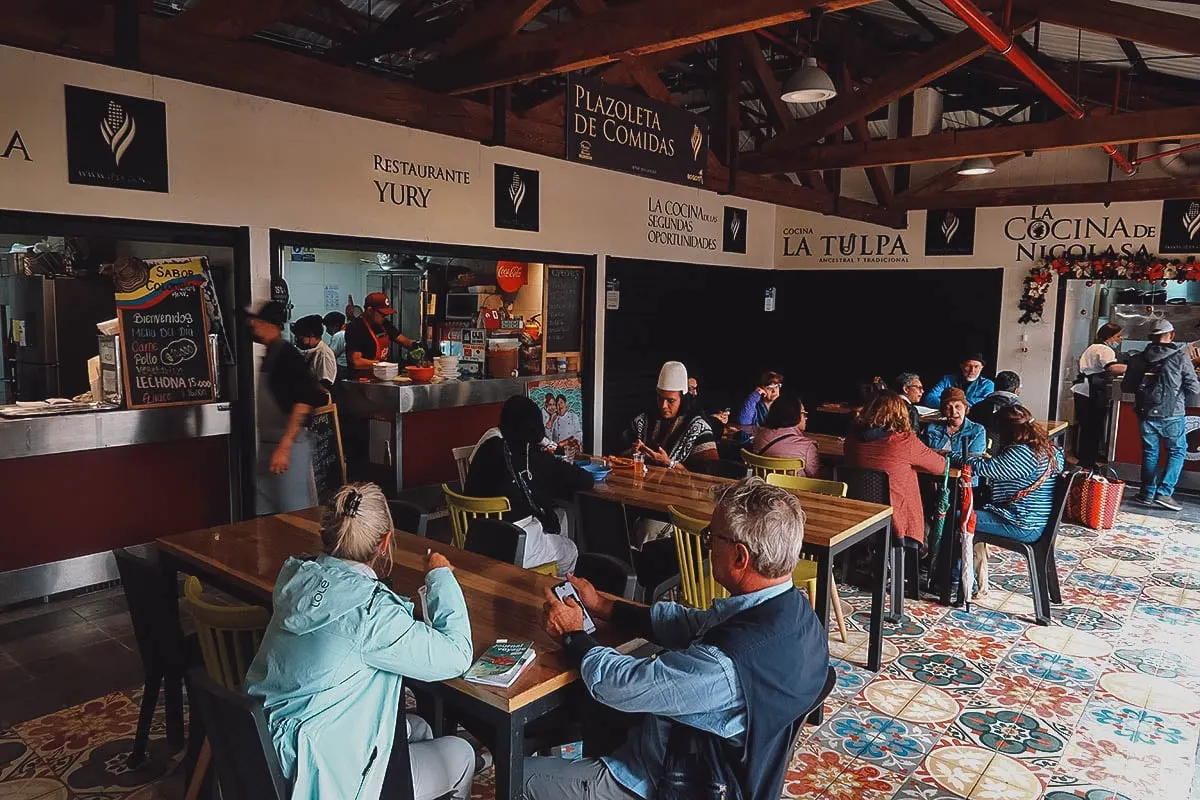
{"left": 894, "top": 372, "right": 924, "bottom": 430}
{"left": 528, "top": 477, "right": 830, "bottom": 800}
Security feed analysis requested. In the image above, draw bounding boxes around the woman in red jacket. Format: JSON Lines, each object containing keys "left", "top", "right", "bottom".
{"left": 845, "top": 391, "right": 947, "bottom": 546}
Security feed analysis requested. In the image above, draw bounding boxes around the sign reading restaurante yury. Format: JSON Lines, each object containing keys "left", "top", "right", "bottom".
{"left": 567, "top": 77, "right": 708, "bottom": 187}
{"left": 371, "top": 153, "right": 471, "bottom": 209}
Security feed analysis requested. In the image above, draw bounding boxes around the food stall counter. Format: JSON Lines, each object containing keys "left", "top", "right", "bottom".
{"left": 337, "top": 374, "right": 579, "bottom": 492}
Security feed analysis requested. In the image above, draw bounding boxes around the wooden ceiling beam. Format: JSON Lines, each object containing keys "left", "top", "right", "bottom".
{"left": 443, "top": 0, "right": 556, "bottom": 56}
{"left": 426, "top": 0, "right": 885, "bottom": 94}
{"left": 908, "top": 176, "right": 1200, "bottom": 210}
{"left": 745, "top": 104, "right": 1200, "bottom": 172}
{"left": 170, "top": 0, "right": 304, "bottom": 39}
{"left": 0, "top": 0, "right": 899, "bottom": 228}
{"left": 759, "top": 15, "right": 1036, "bottom": 157}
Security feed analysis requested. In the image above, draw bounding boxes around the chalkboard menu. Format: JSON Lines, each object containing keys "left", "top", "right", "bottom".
{"left": 310, "top": 402, "right": 346, "bottom": 503}
{"left": 545, "top": 266, "right": 584, "bottom": 354}
{"left": 114, "top": 257, "right": 216, "bottom": 408}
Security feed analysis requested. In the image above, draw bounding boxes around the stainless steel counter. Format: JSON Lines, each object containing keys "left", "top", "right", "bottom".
{"left": 0, "top": 402, "right": 232, "bottom": 461}
{"left": 338, "top": 373, "right": 578, "bottom": 415}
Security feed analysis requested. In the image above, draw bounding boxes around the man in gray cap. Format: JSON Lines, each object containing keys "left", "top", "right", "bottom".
{"left": 1122, "top": 318, "right": 1200, "bottom": 511}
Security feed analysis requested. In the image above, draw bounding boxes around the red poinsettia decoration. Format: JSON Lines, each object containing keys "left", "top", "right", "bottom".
{"left": 1019, "top": 253, "right": 1200, "bottom": 324}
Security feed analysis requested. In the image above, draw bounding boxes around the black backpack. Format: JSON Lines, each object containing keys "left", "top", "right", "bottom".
{"left": 1123, "top": 351, "right": 1167, "bottom": 417}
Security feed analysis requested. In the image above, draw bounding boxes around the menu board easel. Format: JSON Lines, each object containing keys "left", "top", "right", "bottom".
{"left": 311, "top": 402, "right": 347, "bottom": 503}
{"left": 114, "top": 256, "right": 216, "bottom": 408}
{"left": 542, "top": 265, "right": 584, "bottom": 372}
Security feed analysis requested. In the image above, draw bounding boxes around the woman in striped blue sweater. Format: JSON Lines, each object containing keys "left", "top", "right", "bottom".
{"left": 955, "top": 406, "right": 1063, "bottom": 543}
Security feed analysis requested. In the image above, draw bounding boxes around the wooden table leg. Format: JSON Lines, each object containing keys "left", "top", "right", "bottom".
{"left": 867, "top": 521, "right": 890, "bottom": 672}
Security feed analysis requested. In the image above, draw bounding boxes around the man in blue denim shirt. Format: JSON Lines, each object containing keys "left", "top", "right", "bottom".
{"left": 523, "top": 478, "right": 829, "bottom": 800}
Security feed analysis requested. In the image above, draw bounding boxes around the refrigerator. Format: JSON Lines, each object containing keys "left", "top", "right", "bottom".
{"left": 8, "top": 275, "right": 116, "bottom": 401}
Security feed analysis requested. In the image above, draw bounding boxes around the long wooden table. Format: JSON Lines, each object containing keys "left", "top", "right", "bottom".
{"left": 587, "top": 465, "right": 894, "bottom": 672}
{"left": 157, "top": 509, "right": 632, "bottom": 800}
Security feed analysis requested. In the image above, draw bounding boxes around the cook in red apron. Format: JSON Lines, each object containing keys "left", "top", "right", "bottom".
{"left": 345, "top": 292, "right": 414, "bottom": 378}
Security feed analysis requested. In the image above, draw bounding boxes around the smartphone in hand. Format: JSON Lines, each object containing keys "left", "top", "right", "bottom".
{"left": 553, "top": 581, "right": 597, "bottom": 635}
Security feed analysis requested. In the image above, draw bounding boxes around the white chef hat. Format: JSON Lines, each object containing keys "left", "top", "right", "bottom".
{"left": 657, "top": 361, "right": 689, "bottom": 393}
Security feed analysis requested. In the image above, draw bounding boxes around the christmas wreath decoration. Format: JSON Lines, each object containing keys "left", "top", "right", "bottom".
{"left": 1019, "top": 254, "right": 1200, "bottom": 324}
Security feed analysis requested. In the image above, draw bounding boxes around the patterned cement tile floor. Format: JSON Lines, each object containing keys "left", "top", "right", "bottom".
{"left": 3, "top": 497, "right": 1200, "bottom": 800}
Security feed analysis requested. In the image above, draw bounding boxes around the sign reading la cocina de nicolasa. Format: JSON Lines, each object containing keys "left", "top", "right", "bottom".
{"left": 567, "top": 77, "right": 708, "bottom": 187}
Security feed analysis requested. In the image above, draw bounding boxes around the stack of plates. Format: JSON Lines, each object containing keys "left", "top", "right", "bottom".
{"left": 373, "top": 361, "right": 399, "bottom": 381}
{"left": 434, "top": 356, "right": 460, "bottom": 381}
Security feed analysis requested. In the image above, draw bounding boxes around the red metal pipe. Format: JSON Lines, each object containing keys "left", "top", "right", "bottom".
{"left": 940, "top": 0, "right": 1138, "bottom": 175}
{"left": 1132, "top": 141, "right": 1200, "bottom": 166}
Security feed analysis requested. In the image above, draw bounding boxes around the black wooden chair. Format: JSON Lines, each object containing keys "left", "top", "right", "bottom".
{"left": 973, "top": 470, "right": 1077, "bottom": 626}
{"left": 113, "top": 548, "right": 197, "bottom": 766}
{"left": 186, "top": 668, "right": 288, "bottom": 800}
{"left": 573, "top": 493, "right": 678, "bottom": 602}
{"left": 839, "top": 466, "right": 915, "bottom": 622}
{"left": 693, "top": 459, "right": 750, "bottom": 480}
{"left": 389, "top": 499, "right": 430, "bottom": 538}
{"left": 464, "top": 518, "right": 529, "bottom": 567}
{"left": 574, "top": 553, "right": 638, "bottom": 599}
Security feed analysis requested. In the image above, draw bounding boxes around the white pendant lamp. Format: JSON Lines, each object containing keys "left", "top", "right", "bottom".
{"left": 956, "top": 156, "right": 997, "bottom": 176}
{"left": 781, "top": 57, "right": 838, "bottom": 104}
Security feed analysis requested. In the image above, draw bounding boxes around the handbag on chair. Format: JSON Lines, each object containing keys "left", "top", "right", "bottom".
{"left": 1065, "top": 468, "right": 1125, "bottom": 530}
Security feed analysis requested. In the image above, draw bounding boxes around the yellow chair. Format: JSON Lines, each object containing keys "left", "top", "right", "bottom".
{"left": 667, "top": 505, "right": 729, "bottom": 608}
{"left": 765, "top": 473, "right": 851, "bottom": 644}
{"left": 442, "top": 483, "right": 511, "bottom": 550}
{"left": 765, "top": 474, "right": 849, "bottom": 497}
{"left": 442, "top": 484, "right": 556, "bottom": 575}
{"left": 181, "top": 577, "right": 270, "bottom": 800}
{"left": 182, "top": 576, "right": 269, "bottom": 693}
{"left": 741, "top": 448, "right": 805, "bottom": 478}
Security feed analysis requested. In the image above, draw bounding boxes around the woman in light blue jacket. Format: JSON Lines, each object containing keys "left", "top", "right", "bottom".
{"left": 246, "top": 483, "right": 476, "bottom": 800}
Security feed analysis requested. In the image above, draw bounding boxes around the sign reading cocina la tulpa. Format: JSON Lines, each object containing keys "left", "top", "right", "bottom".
{"left": 567, "top": 77, "right": 708, "bottom": 187}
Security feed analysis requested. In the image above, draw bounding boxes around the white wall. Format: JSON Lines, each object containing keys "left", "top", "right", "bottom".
{"left": 282, "top": 249, "right": 371, "bottom": 324}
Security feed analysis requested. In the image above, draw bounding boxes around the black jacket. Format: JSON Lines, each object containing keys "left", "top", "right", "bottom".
{"left": 968, "top": 391, "right": 1021, "bottom": 433}
{"left": 464, "top": 437, "right": 593, "bottom": 533}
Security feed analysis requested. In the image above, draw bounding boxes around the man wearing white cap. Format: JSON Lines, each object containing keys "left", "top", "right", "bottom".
{"left": 621, "top": 361, "right": 719, "bottom": 471}
{"left": 1122, "top": 318, "right": 1200, "bottom": 511}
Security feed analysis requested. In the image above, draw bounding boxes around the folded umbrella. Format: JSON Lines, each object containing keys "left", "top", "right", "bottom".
{"left": 959, "top": 441, "right": 978, "bottom": 612}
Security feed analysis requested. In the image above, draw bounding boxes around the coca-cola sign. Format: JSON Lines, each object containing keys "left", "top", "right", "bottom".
{"left": 496, "top": 261, "right": 527, "bottom": 293}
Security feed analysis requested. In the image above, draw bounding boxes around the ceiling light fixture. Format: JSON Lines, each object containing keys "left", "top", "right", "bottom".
{"left": 781, "top": 58, "right": 839, "bottom": 104}
{"left": 781, "top": 8, "right": 838, "bottom": 105}
{"left": 957, "top": 156, "right": 996, "bottom": 176}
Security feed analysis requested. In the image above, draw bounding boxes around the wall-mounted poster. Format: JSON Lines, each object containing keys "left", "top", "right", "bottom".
{"left": 924, "top": 208, "right": 977, "bottom": 256}
{"left": 528, "top": 377, "right": 583, "bottom": 446}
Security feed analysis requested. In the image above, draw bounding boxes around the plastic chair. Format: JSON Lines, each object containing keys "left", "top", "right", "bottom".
{"left": 464, "top": 518, "right": 557, "bottom": 576}
{"left": 667, "top": 505, "right": 729, "bottom": 608}
{"left": 185, "top": 668, "right": 287, "bottom": 800}
{"left": 973, "top": 470, "right": 1077, "bottom": 625}
{"left": 389, "top": 499, "right": 430, "bottom": 537}
{"left": 181, "top": 577, "right": 270, "bottom": 800}
{"left": 764, "top": 475, "right": 851, "bottom": 643}
{"left": 574, "top": 553, "right": 638, "bottom": 600}
{"left": 741, "top": 448, "right": 805, "bottom": 478}
{"left": 442, "top": 483, "right": 511, "bottom": 550}
{"left": 451, "top": 445, "right": 474, "bottom": 488}
{"left": 113, "top": 548, "right": 193, "bottom": 765}
{"left": 840, "top": 466, "right": 914, "bottom": 622}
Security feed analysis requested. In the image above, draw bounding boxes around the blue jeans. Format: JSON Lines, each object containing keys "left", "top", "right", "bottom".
{"left": 975, "top": 508, "right": 1042, "bottom": 544}
{"left": 1139, "top": 416, "right": 1187, "bottom": 500}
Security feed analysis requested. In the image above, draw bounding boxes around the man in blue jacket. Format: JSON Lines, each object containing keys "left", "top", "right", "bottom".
{"left": 524, "top": 477, "right": 829, "bottom": 800}
{"left": 923, "top": 352, "right": 995, "bottom": 408}
{"left": 1122, "top": 319, "right": 1200, "bottom": 511}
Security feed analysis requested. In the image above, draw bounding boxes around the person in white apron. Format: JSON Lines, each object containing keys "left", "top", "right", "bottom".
{"left": 246, "top": 301, "right": 327, "bottom": 515}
